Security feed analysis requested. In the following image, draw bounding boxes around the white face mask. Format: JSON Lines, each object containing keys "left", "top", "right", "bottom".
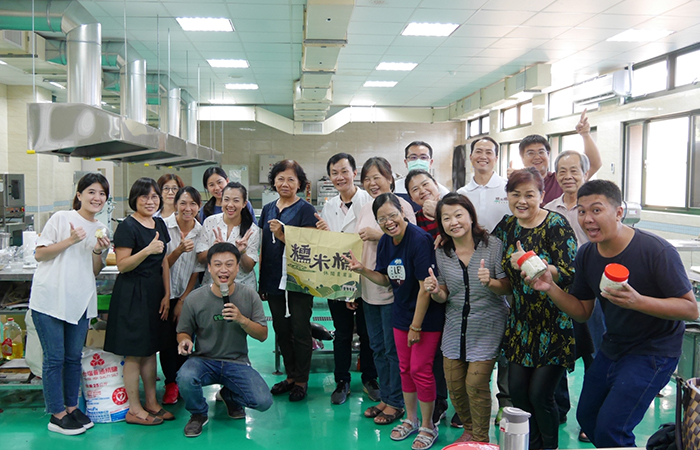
{"left": 407, "top": 159, "right": 431, "bottom": 172}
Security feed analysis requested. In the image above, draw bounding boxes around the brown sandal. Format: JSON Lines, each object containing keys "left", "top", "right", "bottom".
{"left": 364, "top": 405, "right": 384, "bottom": 418}
{"left": 145, "top": 407, "right": 175, "bottom": 421}
{"left": 125, "top": 410, "right": 164, "bottom": 425}
{"left": 374, "top": 407, "right": 405, "bottom": 425}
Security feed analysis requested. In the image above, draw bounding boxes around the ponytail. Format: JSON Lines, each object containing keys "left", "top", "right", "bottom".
{"left": 201, "top": 197, "right": 217, "bottom": 222}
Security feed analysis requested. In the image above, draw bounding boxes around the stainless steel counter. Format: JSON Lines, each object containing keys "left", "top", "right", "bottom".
{"left": 669, "top": 238, "right": 700, "bottom": 252}
{"left": 0, "top": 265, "right": 119, "bottom": 281}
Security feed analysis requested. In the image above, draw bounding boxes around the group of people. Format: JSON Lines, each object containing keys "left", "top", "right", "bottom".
{"left": 28, "top": 109, "right": 698, "bottom": 449}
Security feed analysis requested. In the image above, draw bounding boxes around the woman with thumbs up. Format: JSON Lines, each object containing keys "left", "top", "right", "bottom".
{"left": 345, "top": 192, "right": 444, "bottom": 450}
{"left": 30, "top": 172, "right": 111, "bottom": 435}
{"left": 160, "top": 186, "right": 205, "bottom": 405}
{"left": 104, "top": 177, "right": 172, "bottom": 426}
{"left": 491, "top": 167, "right": 577, "bottom": 450}
{"left": 424, "top": 193, "right": 509, "bottom": 444}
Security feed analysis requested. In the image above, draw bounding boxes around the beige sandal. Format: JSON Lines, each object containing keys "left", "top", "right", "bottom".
{"left": 412, "top": 426, "right": 438, "bottom": 450}
{"left": 390, "top": 418, "right": 419, "bottom": 441}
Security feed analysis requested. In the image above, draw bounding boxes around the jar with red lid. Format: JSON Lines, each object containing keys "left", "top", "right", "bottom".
{"left": 599, "top": 263, "right": 629, "bottom": 292}
{"left": 517, "top": 250, "right": 548, "bottom": 281}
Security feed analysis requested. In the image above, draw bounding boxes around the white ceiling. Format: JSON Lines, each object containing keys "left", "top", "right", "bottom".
{"left": 1, "top": 0, "right": 700, "bottom": 111}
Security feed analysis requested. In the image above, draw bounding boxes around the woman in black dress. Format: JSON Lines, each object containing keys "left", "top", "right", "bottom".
{"left": 104, "top": 178, "right": 172, "bottom": 425}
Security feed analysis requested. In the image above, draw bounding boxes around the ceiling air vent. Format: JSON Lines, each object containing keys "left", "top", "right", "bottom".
{"left": 2, "top": 30, "right": 23, "bottom": 49}
{"left": 302, "top": 122, "right": 323, "bottom": 134}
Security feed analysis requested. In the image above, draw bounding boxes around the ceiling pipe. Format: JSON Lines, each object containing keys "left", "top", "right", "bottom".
{"left": 186, "top": 101, "right": 198, "bottom": 144}
{"left": 0, "top": 0, "right": 102, "bottom": 106}
{"left": 120, "top": 59, "right": 147, "bottom": 123}
{"left": 168, "top": 88, "right": 181, "bottom": 137}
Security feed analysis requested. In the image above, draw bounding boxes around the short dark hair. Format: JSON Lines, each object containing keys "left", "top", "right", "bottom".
{"left": 326, "top": 153, "right": 356, "bottom": 175}
{"left": 470, "top": 136, "right": 499, "bottom": 158}
{"left": 519, "top": 135, "right": 550, "bottom": 157}
{"left": 73, "top": 172, "right": 110, "bottom": 210}
{"left": 506, "top": 167, "right": 544, "bottom": 194}
{"left": 404, "top": 169, "right": 437, "bottom": 198}
{"left": 436, "top": 193, "right": 489, "bottom": 256}
{"left": 577, "top": 180, "right": 622, "bottom": 208}
{"left": 174, "top": 186, "right": 202, "bottom": 207}
{"left": 405, "top": 141, "right": 433, "bottom": 159}
{"left": 207, "top": 242, "right": 241, "bottom": 265}
{"left": 372, "top": 192, "right": 404, "bottom": 219}
{"left": 157, "top": 173, "right": 184, "bottom": 190}
{"left": 361, "top": 157, "right": 395, "bottom": 192}
{"left": 128, "top": 177, "right": 161, "bottom": 212}
{"left": 268, "top": 159, "right": 308, "bottom": 193}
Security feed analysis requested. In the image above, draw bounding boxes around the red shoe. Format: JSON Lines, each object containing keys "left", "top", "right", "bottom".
{"left": 163, "top": 382, "right": 179, "bottom": 405}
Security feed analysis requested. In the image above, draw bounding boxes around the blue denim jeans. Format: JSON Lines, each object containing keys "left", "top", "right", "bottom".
{"left": 577, "top": 352, "right": 678, "bottom": 448}
{"left": 363, "top": 301, "right": 404, "bottom": 409}
{"left": 32, "top": 310, "right": 89, "bottom": 415}
{"left": 177, "top": 356, "right": 273, "bottom": 416}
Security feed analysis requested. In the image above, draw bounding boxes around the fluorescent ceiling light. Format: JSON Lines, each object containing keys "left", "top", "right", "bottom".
{"left": 225, "top": 83, "right": 258, "bottom": 90}
{"left": 176, "top": 17, "right": 234, "bottom": 32}
{"left": 376, "top": 62, "right": 417, "bottom": 71}
{"left": 49, "top": 81, "right": 66, "bottom": 90}
{"left": 350, "top": 99, "right": 376, "bottom": 106}
{"left": 607, "top": 28, "right": 673, "bottom": 42}
{"left": 363, "top": 81, "right": 397, "bottom": 88}
{"left": 207, "top": 59, "right": 249, "bottom": 68}
{"left": 402, "top": 22, "right": 459, "bottom": 37}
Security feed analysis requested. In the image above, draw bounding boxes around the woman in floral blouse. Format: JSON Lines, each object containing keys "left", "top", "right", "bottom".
{"left": 492, "top": 167, "right": 577, "bottom": 450}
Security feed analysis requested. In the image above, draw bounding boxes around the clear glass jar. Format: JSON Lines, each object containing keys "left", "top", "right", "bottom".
{"left": 599, "top": 263, "right": 629, "bottom": 292}
{"left": 517, "top": 250, "right": 547, "bottom": 280}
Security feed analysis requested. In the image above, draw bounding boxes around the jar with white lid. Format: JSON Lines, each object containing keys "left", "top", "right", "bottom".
{"left": 599, "top": 263, "right": 629, "bottom": 292}
{"left": 517, "top": 251, "right": 548, "bottom": 280}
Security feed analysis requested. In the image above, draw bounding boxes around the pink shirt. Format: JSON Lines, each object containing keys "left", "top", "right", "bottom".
{"left": 355, "top": 197, "right": 416, "bottom": 305}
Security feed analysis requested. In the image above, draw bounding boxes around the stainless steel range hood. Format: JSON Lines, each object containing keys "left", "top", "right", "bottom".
{"left": 27, "top": 102, "right": 221, "bottom": 166}
{"left": 3, "top": 0, "right": 221, "bottom": 167}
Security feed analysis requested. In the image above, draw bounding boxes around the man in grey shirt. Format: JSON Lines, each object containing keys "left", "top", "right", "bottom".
{"left": 176, "top": 242, "right": 272, "bottom": 437}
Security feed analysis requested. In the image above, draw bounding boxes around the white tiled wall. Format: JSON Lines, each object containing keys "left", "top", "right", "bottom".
{"left": 198, "top": 120, "right": 465, "bottom": 206}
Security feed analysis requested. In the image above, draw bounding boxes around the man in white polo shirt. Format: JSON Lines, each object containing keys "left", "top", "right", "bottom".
{"left": 457, "top": 136, "right": 510, "bottom": 233}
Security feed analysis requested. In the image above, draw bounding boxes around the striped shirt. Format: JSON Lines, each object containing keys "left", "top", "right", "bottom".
{"left": 415, "top": 210, "right": 438, "bottom": 239}
{"left": 165, "top": 215, "right": 206, "bottom": 299}
{"left": 436, "top": 235, "right": 510, "bottom": 362}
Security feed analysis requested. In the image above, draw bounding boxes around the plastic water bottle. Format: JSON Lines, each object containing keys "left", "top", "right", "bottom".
{"left": 2, "top": 318, "right": 23, "bottom": 360}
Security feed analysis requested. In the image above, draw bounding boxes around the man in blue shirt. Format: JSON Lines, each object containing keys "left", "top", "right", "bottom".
{"left": 528, "top": 180, "right": 698, "bottom": 447}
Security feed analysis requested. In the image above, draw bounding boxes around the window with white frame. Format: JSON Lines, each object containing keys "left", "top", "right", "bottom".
{"left": 501, "top": 101, "right": 532, "bottom": 130}
{"left": 675, "top": 49, "right": 700, "bottom": 87}
{"left": 624, "top": 113, "right": 699, "bottom": 211}
{"left": 467, "top": 114, "right": 490, "bottom": 138}
{"left": 549, "top": 85, "right": 598, "bottom": 120}
{"left": 631, "top": 61, "right": 668, "bottom": 98}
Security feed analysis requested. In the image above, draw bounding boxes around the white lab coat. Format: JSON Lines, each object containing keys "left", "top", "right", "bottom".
{"left": 320, "top": 187, "right": 372, "bottom": 233}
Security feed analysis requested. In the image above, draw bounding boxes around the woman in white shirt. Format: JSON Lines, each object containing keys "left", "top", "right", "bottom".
{"left": 160, "top": 186, "right": 205, "bottom": 405}
{"left": 30, "top": 173, "right": 111, "bottom": 435}
{"left": 198, "top": 182, "right": 259, "bottom": 290}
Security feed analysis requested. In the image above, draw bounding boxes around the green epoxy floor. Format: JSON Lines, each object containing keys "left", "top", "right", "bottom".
{"left": 0, "top": 300, "right": 676, "bottom": 449}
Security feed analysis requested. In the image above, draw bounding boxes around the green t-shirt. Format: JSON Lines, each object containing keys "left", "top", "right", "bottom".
{"left": 177, "top": 284, "right": 266, "bottom": 364}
